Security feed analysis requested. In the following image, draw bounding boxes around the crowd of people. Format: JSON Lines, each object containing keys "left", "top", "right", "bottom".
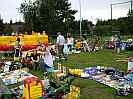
{"left": 56, "top": 32, "right": 74, "bottom": 59}
{"left": 55, "top": 32, "right": 101, "bottom": 59}
{"left": 12, "top": 32, "right": 102, "bottom": 75}
{"left": 13, "top": 35, "right": 54, "bottom": 74}
{"left": 13, "top": 32, "right": 80, "bottom": 74}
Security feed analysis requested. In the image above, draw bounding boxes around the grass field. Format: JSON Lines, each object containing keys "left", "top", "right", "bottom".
{"left": 65, "top": 49, "right": 133, "bottom": 72}
{"left": 30, "top": 49, "right": 133, "bottom": 99}
{"left": 67, "top": 49, "right": 133, "bottom": 99}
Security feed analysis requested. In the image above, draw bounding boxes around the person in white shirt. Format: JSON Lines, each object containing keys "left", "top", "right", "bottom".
{"left": 67, "top": 33, "right": 74, "bottom": 52}
{"left": 42, "top": 47, "right": 54, "bottom": 81}
{"left": 56, "top": 32, "right": 65, "bottom": 58}
{"left": 43, "top": 47, "right": 54, "bottom": 72}
{"left": 63, "top": 40, "right": 69, "bottom": 60}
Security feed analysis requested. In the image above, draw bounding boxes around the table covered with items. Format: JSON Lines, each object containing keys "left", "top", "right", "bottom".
{"left": 0, "top": 61, "right": 80, "bottom": 99}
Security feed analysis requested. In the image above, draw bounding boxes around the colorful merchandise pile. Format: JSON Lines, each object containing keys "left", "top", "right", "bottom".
{"left": 0, "top": 70, "right": 36, "bottom": 85}
{"left": 69, "top": 69, "right": 82, "bottom": 77}
{"left": 0, "top": 62, "right": 79, "bottom": 99}
{"left": 0, "top": 69, "right": 45, "bottom": 99}
{"left": 68, "top": 66, "right": 133, "bottom": 96}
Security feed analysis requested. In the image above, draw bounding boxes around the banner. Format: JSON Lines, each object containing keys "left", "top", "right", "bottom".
{"left": 0, "top": 35, "right": 48, "bottom": 46}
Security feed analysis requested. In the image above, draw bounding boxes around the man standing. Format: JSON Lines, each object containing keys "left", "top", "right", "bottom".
{"left": 56, "top": 32, "right": 65, "bottom": 58}
{"left": 114, "top": 35, "right": 121, "bottom": 54}
{"left": 14, "top": 37, "right": 22, "bottom": 62}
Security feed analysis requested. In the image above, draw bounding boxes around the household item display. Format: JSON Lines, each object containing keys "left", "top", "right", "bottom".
{"left": 0, "top": 78, "right": 13, "bottom": 99}
{"left": 0, "top": 70, "right": 35, "bottom": 85}
{"left": 69, "top": 69, "right": 82, "bottom": 77}
{"left": 82, "top": 67, "right": 98, "bottom": 78}
{"left": 4, "top": 62, "right": 11, "bottom": 72}
{"left": 125, "top": 73, "right": 133, "bottom": 85}
{"left": 68, "top": 66, "right": 133, "bottom": 96}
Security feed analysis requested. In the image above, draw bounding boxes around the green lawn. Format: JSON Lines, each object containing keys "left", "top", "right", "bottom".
{"left": 73, "top": 78, "right": 133, "bottom": 99}
{"left": 65, "top": 49, "right": 133, "bottom": 72}
{"left": 66, "top": 49, "right": 133, "bottom": 99}
{"left": 30, "top": 49, "right": 133, "bottom": 99}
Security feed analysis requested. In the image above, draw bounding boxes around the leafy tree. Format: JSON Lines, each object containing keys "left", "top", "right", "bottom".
{"left": 70, "top": 20, "right": 93, "bottom": 37}
{"left": 0, "top": 16, "right": 4, "bottom": 32}
{"left": 19, "top": 0, "right": 38, "bottom": 32}
{"left": 10, "top": 20, "right": 13, "bottom": 24}
{"left": 127, "top": 9, "right": 133, "bottom": 34}
{"left": 20, "top": 0, "right": 77, "bottom": 34}
{"left": 81, "top": 20, "right": 93, "bottom": 35}
{"left": 4, "top": 24, "right": 13, "bottom": 33}
{"left": 95, "top": 12, "right": 133, "bottom": 36}
{"left": 128, "top": 9, "right": 133, "bottom": 17}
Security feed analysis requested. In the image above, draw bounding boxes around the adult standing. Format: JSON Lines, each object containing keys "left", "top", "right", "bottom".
{"left": 42, "top": 47, "right": 54, "bottom": 81}
{"left": 14, "top": 37, "right": 22, "bottom": 61}
{"left": 114, "top": 35, "right": 121, "bottom": 53}
{"left": 56, "top": 32, "right": 65, "bottom": 58}
{"left": 111, "top": 35, "right": 115, "bottom": 42}
{"left": 67, "top": 33, "right": 74, "bottom": 53}
{"left": 43, "top": 47, "right": 54, "bottom": 72}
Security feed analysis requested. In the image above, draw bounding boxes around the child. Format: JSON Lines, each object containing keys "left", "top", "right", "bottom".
{"left": 31, "top": 50, "right": 40, "bottom": 70}
{"left": 82, "top": 39, "right": 89, "bottom": 52}
{"left": 23, "top": 51, "right": 32, "bottom": 69}
{"left": 67, "top": 33, "right": 74, "bottom": 53}
{"left": 14, "top": 37, "right": 22, "bottom": 62}
{"left": 50, "top": 45, "right": 57, "bottom": 61}
{"left": 63, "top": 40, "right": 69, "bottom": 60}
{"left": 75, "top": 39, "right": 81, "bottom": 53}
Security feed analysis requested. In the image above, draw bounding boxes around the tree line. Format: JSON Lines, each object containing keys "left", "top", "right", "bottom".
{"left": 19, "top": 0, "right": 94, "bottom": 36}
{"left": 19, "top": 0, "right": 133, "bottom": 36}
{"left": 95, "top": 10, "right": 133, "bottom": 36}
{"left": 0, "top": 0, "right": 133, "bottom": 36}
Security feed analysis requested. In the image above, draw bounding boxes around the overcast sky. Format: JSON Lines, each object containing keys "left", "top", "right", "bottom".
{"left": 0, "top": 0, "right": 130, "bottom": 23}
